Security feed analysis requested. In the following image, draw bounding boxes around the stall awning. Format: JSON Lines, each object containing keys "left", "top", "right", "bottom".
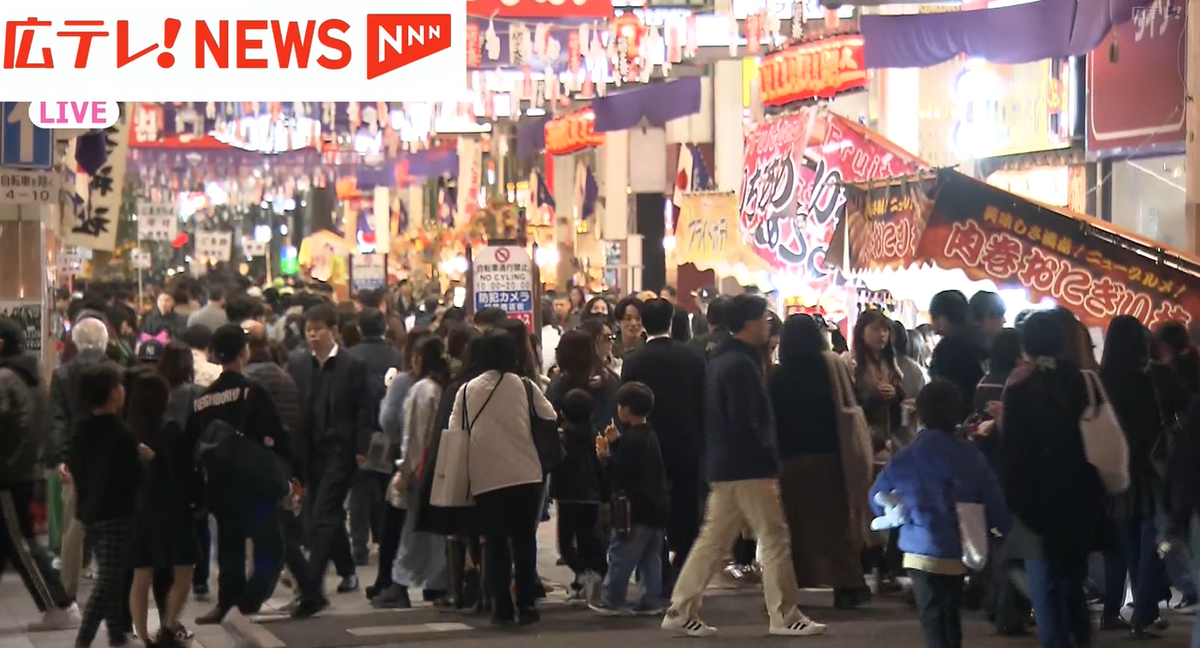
{"left": 593, "top": 77, "right": 703, "bottom": 133}
{"left": 840, "top": 169, "right": 1200, "bottom": 329}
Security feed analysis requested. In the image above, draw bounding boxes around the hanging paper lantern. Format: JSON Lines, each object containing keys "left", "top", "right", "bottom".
{"left": 611, "top": 13, "right": 646, "bottom": 85}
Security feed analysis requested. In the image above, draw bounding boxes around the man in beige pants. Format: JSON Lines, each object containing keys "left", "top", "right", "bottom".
{"left": 660, "top": 295, "right": 825, "bottom": 638}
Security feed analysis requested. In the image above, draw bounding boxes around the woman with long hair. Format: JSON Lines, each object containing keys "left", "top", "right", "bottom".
{"left": 1100, "top": 315, "right": 1188, "bottom": 636}
{"left": 771, "top": 315, "right": 870, "bottom": 609}
{"left": 374, "top": 336, "right": 453, "bottom": 608}
{"left": 547, "top": 329, "right": 618, "bottom": 434}
{"left": 579, "top": 316, "right": 621, "bottom": 377}
{"left": 126, "top": 372, "right": 200, "bottom": 646}
{"left": 1001, "top": 311, "right": 1106, "bottom": 648}
{"left": 498, "top": 319, "right": 546, "bottom": 388}
{"left": 448, "top": 330, "right": 557, "bottom": 626}
{"left": 851, "top": 310, "right": 906, "bottom": 451}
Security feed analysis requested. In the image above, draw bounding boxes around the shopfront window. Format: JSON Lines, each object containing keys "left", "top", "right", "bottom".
{"left": 1111, "top": 155, "right": 1185, "bottom": 248}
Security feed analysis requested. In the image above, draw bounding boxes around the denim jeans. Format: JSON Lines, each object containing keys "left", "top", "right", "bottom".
{"left": 601, "top": 525, "right": 665, "bottom": 610}
{"left": 1168, "top": 544, "right": 1199, "bottom": 601}
{"left": 1026, "top": 555, "right": 1092, "bottom": 648}
{"left": 1118, "top": 517, "right": 1167, "bottom": 628}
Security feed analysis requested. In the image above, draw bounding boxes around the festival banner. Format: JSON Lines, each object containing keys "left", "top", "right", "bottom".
{"left": 839, "top": 177, "right": 939, "bottom": 272}
{"left": 758, "top": 35, "right": 867, "bottom": 107}
{"left": 675, "top": 192, "right": 772, "bottom": 275}
{"left": 64, "top": 103, "right": 133, "bottom": 253}
{"left": 739, "top": 108, "right": 927, "bottom": 293}
{"left": 916, "top": 171, "right": 1200, "bottom": 329}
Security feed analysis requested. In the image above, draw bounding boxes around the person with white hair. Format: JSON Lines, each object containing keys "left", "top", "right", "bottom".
{"left": 48, "top": 317, "right": 123, "bottom": 604}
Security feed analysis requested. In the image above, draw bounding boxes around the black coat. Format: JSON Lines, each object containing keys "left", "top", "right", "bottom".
{"left": 287, "top": 348, "right": 373, "bottom": 467}
{"left": 620, "top": 337, "right": 706, "bottom": 481}
{"left": 346, "top": 337, "right": 404, "bottom": 433}
{"left": 608, "top": 424, "right": 669, "bottom": 529}
{"left": 551, "top": 422, "right": 605, "bottom": 503}
{"left": 68, "top": 414, "right": 142, "bottom": 524}
{"left": 49, "top": 350, "right": 123, "bottom": 466}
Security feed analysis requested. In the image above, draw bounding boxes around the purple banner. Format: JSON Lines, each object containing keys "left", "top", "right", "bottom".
{"left": 860, "top": 0, "right": 1142, "bottom": 68}
{"left": 592, "top": 77, "right": 703, "bottom": 132}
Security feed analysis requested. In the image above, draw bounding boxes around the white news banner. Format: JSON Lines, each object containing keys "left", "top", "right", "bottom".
{"left": 0, "top": 169, "right": 59, "bottom": 205}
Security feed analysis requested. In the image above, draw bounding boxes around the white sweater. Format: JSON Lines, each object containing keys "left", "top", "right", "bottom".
{"left": 449, "top": 370, "right": 556, "bottom": 496}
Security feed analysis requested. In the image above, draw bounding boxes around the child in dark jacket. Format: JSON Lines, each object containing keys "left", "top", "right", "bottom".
{"left": 551, "top": 389, "right": 608, "bottom": 603}
{"left": 66, "top": 364, "right": 146, "bottom": 648}
{"left": 592, "top": 382, "right": 670, "bottom": 616}
{"left": 869, "top": 380, "right": 1011, "bottom": 648}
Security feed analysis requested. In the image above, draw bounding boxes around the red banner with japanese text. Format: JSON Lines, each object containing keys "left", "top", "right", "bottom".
{"left": 916, "top": 171, "right": 1200, "bottom": 329}
{"left": 841, "top": 177, "right": 939, "bottom": 272}
{"left": 739, "top": 109, "right": 927, "bottom": 294}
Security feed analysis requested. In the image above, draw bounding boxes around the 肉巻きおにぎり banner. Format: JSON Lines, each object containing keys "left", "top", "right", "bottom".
{"left": 916, "top": 170, "right": 1200, "bottom": 329}
{"left": 835, "top": 175, "right": 941, "bottom": 273}
{"left": 739, "top": 108, "right": 928, "bottom": 294}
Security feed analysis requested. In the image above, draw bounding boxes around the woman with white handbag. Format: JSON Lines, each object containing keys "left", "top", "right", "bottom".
{"left": 1000, "top": 311, "right": 1110, "bottom": 648}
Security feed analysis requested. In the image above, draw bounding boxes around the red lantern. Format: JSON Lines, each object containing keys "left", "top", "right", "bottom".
{"left": 611, "top": 13, "right": 645, "bottom": 83}
{"left": 171, "top": 233, "right": 189, "bottom": 249}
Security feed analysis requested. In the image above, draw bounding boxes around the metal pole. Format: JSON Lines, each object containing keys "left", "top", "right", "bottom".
{"left": 1187, "top": 0, "right": 1200, "bottom": 252}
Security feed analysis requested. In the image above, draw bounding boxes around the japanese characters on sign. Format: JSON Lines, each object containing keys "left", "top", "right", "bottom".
{"left": 916, "top": 173, "right": 1199, "bottom": 329}
{"left": 738, "top": 109, "right": 926, "bottom": 292}
{"left": 63, "top": 102, "right": 131, "bottom": 252}
{"left": 130, "top": 250, "right": 152, "bottom": 269}
{"left": 195, "top": 231, "right": 233, "bottom": 262}
{"left": 842, "top": 179, "right": 937, "bottom": 272}
{"left": 758, "top": 35, "right": 866, "bottom": 107}
{"left": 674, "top": 192, "right": 771, "bottom": 273}
{"left": 351, "top": 253, "right": 386, "bottom": 291}
{"left": 544, "top": 109, "right": 604, "bottom": 156}
{"left": 242, "top": 238, "right": 267, "bottom": 258}
{"left": 0, "top": 169, "right": 58, "bottom": 205}
{"left": 135, "top": 200, "right": 177, "bottom": 242}
{"left": 0, "top": 302, "right": 42, "bottom": 357}
{"left": 473, "top": 244, "right": 535, "bottom": 330}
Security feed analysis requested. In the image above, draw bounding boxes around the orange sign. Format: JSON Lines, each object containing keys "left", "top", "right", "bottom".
{"left": 758, "top": 35, "right": 867, "bottom": 107}
{"left": 544, "top": 109, "right": 604, "bottom": 156}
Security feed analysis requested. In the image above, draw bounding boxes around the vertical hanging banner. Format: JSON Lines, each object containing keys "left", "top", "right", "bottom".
{"left": 64, "top": 103, "right": 132, "bottom": 252}
{"left": 456, "top": 138, "right": 482, "bottom": 227}
{"left": 373, "top": 186, "right": 392, "bottom": 252}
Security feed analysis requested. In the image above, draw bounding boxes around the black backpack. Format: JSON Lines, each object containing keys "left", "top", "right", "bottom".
{"left": 195, "top": 389, "right": 290, "bottom": 502}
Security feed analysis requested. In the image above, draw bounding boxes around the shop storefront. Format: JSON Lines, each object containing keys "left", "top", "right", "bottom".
{"left": 1086, "top": 0, "right": 1187, "bottom": 248}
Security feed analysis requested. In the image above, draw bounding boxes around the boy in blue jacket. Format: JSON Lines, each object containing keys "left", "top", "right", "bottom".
{"left": 869, "top": 380, "right": 1011, "bottom": 648}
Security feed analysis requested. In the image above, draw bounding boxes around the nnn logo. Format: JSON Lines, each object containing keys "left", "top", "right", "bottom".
{"left": 366, "top": 14, "right": 453, "bottom": 80}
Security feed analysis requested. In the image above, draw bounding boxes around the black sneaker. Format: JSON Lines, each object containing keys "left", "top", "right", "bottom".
{"left": 289, "top": 596, "right": 329, "bottom": 619}
{"left": 372, "top": 584, "right": 412, "bottom": 609}
{"left": 517, "top": 607, "right": 540, "bottom": 626}
{"left": 337, "top": 574, "right": 359, "bottom": 593}
{"left": 192, "top": 584, "right": 210, "bottom": 601}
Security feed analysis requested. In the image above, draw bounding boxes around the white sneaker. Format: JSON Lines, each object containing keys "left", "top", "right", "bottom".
{"left": 27, "top": 603, "right": 81, "bottom": 631}
{"left": 769, "top": 612, "right": 827, "bottom": 637}
{"left": 662, "top": 608, "right": 717, "bottom": 637}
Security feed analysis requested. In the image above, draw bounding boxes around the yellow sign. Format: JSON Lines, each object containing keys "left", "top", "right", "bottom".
{"left": 675, "top": 193, "right": 772, "bottom": 275}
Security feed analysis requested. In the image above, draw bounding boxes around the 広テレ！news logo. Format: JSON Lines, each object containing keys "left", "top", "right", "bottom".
{"left": 0, "top": 0, "right": 467, "bottom": 102}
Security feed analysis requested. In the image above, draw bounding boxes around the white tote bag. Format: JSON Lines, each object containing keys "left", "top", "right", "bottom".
{"left": 1079, "top": 370, "right": 1130, "bottom": 495}
{"left": 957, "top": 502, "right": 989, "bottom": 571}
{"left": 429, "top": 381, "right": 500, "bottom": 508}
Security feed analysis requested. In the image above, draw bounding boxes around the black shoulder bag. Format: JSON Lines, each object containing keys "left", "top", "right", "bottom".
{"left": 523, "top": 378, "right": 565, "bottom": 474}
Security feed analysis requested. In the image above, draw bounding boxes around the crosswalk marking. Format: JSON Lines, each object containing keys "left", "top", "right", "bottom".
{"left": 346, "top": 622, "right": 472, "bottom": 636}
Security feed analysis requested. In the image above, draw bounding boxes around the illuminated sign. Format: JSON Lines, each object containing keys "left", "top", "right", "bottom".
{"left": 544, "top": 109, "right": 605, "bottom": 155}
{"left": 758, "top": 35, "right": 866, "bottom": 107}
{"left": 951, "top": 58, "right": 1075, "bottom": 158}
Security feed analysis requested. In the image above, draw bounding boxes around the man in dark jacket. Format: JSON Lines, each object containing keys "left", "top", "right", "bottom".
{"left": 0, "top": 318, "right": 79, "bottom": 630}
{"left": 929, "top": 290, "right": 988, "bottom": 406}
{"left": 287, "top": 304, "right": 373, "bottom": 595}
{"left": 620, "top": 298, "right": 706, "bottom": 590}
{"left": 48, "top": 317, "right": 120, "bottom": 601}
{"left": 690, "top": 295, "right": 731, "bottom": 360}
{"left": 345, "top": 309, "right": 402, "bottom": 565}
{"left": 191, "top": 325, "right": 326, "bottom": 628}
{"left": 662, "top": 296, "right": 824, "bottom": 638}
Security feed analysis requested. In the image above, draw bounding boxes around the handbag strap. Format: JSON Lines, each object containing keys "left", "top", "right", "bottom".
{"left": 1081, "top": 370, "right": 1100, "bottom": 413}
{"left": 465, "top": 377, "right": 502, "bottom": 434}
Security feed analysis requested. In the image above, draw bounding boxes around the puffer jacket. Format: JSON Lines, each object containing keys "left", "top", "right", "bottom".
{"left": 48, "top": 349, "right": 122, "bottom": 465}
{"left": 0, "top": 353, "right": 47, "bottom": 483}
{"left": 244, "top": 355, "right": 303, "bottom": 456}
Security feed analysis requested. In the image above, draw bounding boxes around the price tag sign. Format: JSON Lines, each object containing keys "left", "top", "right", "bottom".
{"left": 242, "top": 238, "right": 267, "bottom": 257}
{"left": 0, "top": 169, "right": 58, "bottom": 205}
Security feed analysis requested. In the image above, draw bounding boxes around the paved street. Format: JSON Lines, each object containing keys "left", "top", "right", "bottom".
{"left": 0, "top": 518, "right": 1194, "bottom": 647}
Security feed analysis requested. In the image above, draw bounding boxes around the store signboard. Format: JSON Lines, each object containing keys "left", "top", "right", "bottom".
{"left": 758, "top": 35, "right": 867, "bottom": 106}
{"left": 545, "top": 109, "right": 605, "bottom": 156}
{"left": 1086, "top": 0, "right": 1186, "bottom": 157}
{"left": 738, "top": 109, "right": 926, "bottom": 291}
{"left": 916, "top": 172, "right": 1200, "bottom": 329}
{"left": 840, "top": 178, "right": 939, "bottom": 272}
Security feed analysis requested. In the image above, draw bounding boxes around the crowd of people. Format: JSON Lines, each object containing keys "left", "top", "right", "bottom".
{"left": 0, "top": 270, "right": 1197, "bottom": 648}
